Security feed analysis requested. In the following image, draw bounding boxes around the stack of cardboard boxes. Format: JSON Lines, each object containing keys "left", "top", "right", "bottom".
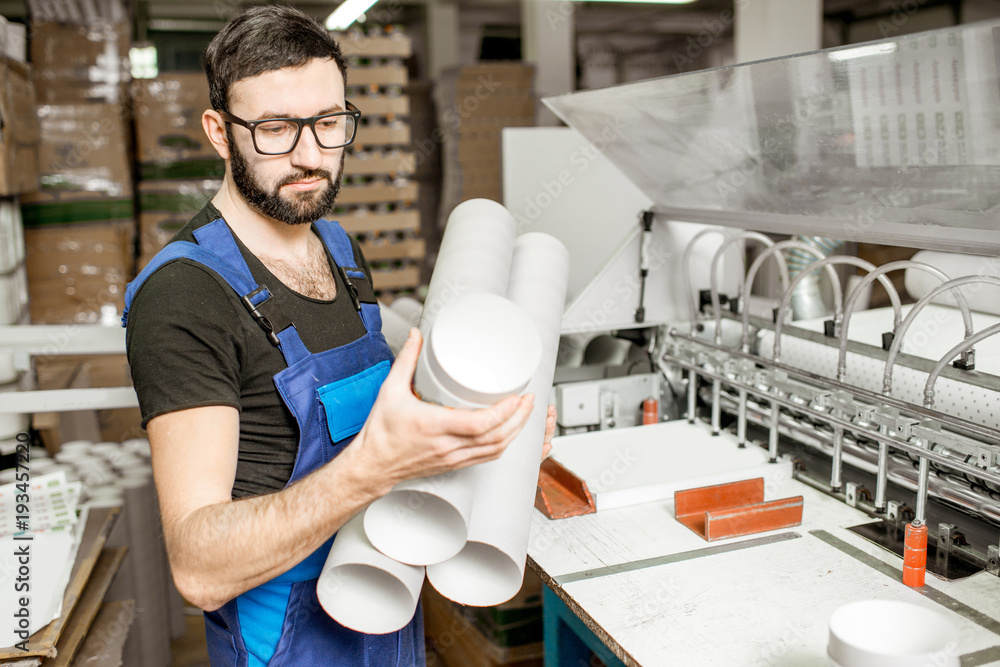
{"left": 436, "top": 62, "right": 535, "bottom": 232}
{"left": 22, "top": 18, "right": 133, "bottom": 326}
{"left": 454, "top": 63, "right": 535, "bottom": 203}
{"left": 131, "top": 72, "right": 222, "bottom": 269}
{"left": 20, "top": 16, "right": 145, "bottom": 446}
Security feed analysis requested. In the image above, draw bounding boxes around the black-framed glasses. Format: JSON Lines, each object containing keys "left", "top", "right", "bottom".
{"left": 218, "top": 101, "right": 362, "bottom": 155}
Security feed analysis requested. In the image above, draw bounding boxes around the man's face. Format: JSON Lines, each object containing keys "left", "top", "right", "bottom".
{"left": 225, "top": 58, "right": 348, "bottom": 226}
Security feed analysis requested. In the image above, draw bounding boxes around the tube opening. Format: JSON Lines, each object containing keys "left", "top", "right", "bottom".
{"left": 364, "top": 490, "right": 468, "bottom": 565}
{"left": 426, "top": 541, "right": 523, "bottom": 607}
{"left": 317, "top": 563, "right": 418, "bottom": 635}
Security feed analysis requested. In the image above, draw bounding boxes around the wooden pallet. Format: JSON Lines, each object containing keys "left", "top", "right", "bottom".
{"left": 344, "top": 152, "right": 416, "bottom": 177}
{"left": 351, "top": 64, "right": 408, "bottom": 87}
{"left": 339, "top": 33, "right": 413, "bottom": 58}
{"left": 371, "top": 265, "right": 421, "bottom": 290}
{"left": 336, "top": 210, "right": 419, "bottom": 235}
{"left": 353, "top": 94, "right": 410, "bottom": 118}
{"left": 338, "top": 181, "right": 418, "bottom": 206}
{"left": 339, "top": 32, "right": 425, "bottom": 300}
{"left": 355, "top": 124, "right": 411, "bottom": 148}
{"left": 359, "top": 236, "right": 425, "bottom": 262}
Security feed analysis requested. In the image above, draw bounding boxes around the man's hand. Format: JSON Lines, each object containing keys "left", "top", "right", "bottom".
{"left": 542, "top": 404, "right": 556, "bottom": 460}
{"left": 346, "top": 328, "right": 536, "bottom": 495}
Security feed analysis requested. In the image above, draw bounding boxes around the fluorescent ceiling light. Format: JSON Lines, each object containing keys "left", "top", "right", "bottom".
{"left": 561, "top": 0, "right": 698, "bottom": 3}
{"left": 325, "top": 0, "right": 378, "bottom": 30}
{"left": 828, "top": 42, "right": 898, "bottom": 62}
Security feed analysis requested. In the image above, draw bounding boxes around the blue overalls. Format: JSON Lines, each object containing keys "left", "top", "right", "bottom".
{"left": 122, "top": 218, "right": 424, "bottom": 666}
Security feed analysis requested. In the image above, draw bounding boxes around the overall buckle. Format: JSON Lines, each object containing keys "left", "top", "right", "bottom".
{"left": 241, "top": 286, "right": 281, "bottom": 347}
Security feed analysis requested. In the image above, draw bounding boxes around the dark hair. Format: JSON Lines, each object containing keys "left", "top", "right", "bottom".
{"left": 203, "top": 5, "right": 348, "bottom": 113}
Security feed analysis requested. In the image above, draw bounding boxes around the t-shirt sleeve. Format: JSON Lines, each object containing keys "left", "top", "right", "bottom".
{"left": 126, "top": 259, "right": 246, "bottom": 428}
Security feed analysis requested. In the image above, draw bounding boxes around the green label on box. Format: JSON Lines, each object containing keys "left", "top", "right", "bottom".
{"left": 22, "top": 199, "right": 135, "bottom": 227}
{"left": 140, "top": 159, "right": 226, "bottom": 180}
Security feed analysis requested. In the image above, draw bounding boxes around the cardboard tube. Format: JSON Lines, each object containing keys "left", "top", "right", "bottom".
{"left": 366, "top": 292, "right": 541, "bottom": 565}
{"left": 428, "top": 232, "right": 569, "bottom": 606}
{"left": 418, "top": 198, "right": 516, "bottom": 331}
{"left": 317, "top": 513, "right": 425, "bottom": 634}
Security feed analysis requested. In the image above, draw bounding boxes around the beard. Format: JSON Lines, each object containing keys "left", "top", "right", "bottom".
{"left": 228, "top": 131, "right": 344, "bottom": 226}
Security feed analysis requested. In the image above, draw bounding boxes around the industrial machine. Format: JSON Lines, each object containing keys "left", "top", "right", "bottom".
{"left": 507, "top": 16, "right": 1000, "bottom": 666}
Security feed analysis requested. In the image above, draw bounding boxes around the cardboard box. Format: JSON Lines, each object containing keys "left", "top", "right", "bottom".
{"left": 37, "top": 103, "right": 132, "bottom": 197}
{"left": 132, "top": 73, "right": 218, "bottom": 164}
{"left": 137, "top": 178, "right": 219, "bottom": 268}
{"left": 30, "top": 20, "right": 130, "bottom": 105}
{"left": 22, "top": 193, "right": 134, "bottom": 324}
{"left": 0, "top": 57, "right": 39, "bottom": 195}
{"left": 457, "top": 63, "right": 534, "bottom": 89}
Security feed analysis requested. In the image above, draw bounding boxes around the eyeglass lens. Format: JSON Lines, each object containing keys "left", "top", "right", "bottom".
{"left": 254, "top": 114, "right": 357, "bottom": 154}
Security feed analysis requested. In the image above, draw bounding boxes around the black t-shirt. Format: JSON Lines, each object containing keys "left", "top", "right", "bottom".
{"left": 125, "top": 202, "right": 372, "bottom": 499}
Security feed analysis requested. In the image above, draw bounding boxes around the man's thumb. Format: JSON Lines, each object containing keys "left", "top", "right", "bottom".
{"left": 387, "top": 328, "right": 422, "bottom": 383}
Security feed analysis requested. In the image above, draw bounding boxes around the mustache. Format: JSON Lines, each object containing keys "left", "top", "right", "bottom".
{"left": 276, "top": 169, "right": 333, "bottom": 188}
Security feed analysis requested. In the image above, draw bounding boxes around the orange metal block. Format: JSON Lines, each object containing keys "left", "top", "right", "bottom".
{"left": 675, "top": 478, "right": 803, "bottom": 541}
{"left": 535, "top": 457, "right": 597, "bottom": 520}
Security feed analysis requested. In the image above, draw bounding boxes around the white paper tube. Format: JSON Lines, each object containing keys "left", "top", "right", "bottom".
{"left": 378, "top": 300, "right": 412, "bottom": 356}
{"left": 317, "top": 512, "right": 425, "bottom": 634}
{"left": 389, "top": 296, "right": 423, "bottom": 327}
{"left": 427, "top": 232, "right": 570, "bottom": 606}
{"left": 366, "top": 292, "right": 542, "bottom": 565}
{"left": 418, "top": 198, "right": 516, "bottom": 331}
{"left": 905, "top": 250, "right": 1000, "bottom": 316}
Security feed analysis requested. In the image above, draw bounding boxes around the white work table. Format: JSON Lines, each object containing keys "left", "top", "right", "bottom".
{"left": 527, "top": 421, "right": 1000, "bottom": 666}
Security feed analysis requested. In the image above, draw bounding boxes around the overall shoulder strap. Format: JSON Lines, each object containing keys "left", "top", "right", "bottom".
{"left": 313, "top": 218, "right": 383, "bottom": 334}
{"left": 122, "top": 218, "right": 311, "bottom": 366}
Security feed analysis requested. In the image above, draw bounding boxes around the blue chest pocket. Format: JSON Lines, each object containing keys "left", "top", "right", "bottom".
{"left": 316, "top": 360, "right": 391, "bottom": 442}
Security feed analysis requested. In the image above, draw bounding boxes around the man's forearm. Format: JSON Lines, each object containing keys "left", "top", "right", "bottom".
{"left": 169, "top": 450, "right": 379, "bottom": 611}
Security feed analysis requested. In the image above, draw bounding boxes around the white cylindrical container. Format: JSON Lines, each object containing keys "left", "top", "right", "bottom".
{"left": 0, "top": 467, "right": 17, "bottom": 484}
{"left": 828, "top": 600, "right": 959, "bottom": 667}
{"left": 428, "top": 233, "right": 569, "bottom": 606}
{"left": 365, "top": 292, "right": 541, "bottom": 566}
{"left": 317, "top": 512, "right": 425, "bottom": 634}
{"left": 418, "top": 198, "right": 517, "bottom": 331}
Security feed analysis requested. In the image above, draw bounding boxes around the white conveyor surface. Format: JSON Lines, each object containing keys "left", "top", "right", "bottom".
{"left": 528, "top": 421, "right": 1000, "bottom": 666}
